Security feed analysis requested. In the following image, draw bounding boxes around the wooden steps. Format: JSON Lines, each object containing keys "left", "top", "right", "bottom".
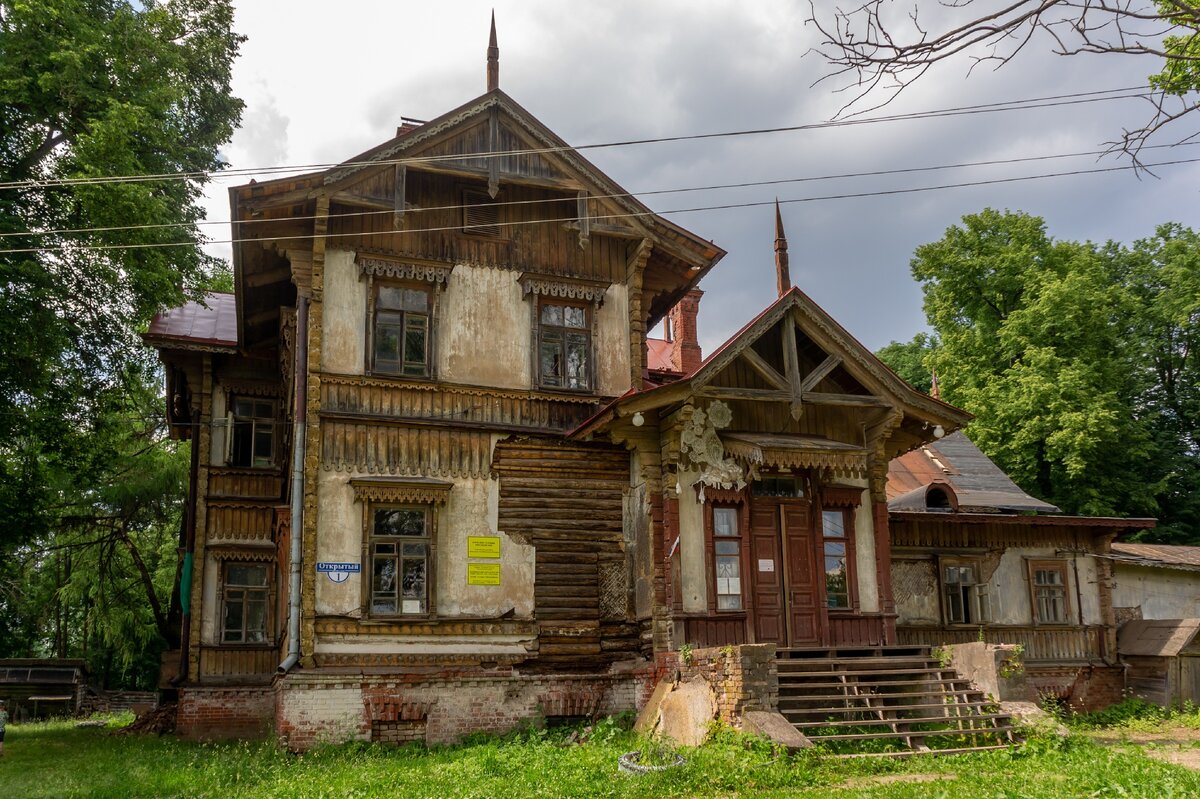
{"left": 775, "top": 646, "right": 1020, "bottom": 757}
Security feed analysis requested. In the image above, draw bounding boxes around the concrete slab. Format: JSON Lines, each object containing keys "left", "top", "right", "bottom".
{"left": 634, "top": 679, "right": 671, "bottom": 735}
{"left": 741, "top": 710, "right": 813, "bottom": 750}
{"left": 655, "top": 680, "right": 715, "bottom": 747}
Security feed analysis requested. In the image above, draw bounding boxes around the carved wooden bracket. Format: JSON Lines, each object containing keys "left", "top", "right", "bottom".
{"left": 350, "top": 477, "right": 453, "bottom": 505}
{"left": 518, "top": 272, "right": 610, "bottom": 305}
{"left": 357, "top": 254, "right": 454, "bottom": 285}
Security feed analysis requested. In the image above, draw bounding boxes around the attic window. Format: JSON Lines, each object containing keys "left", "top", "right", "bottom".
{"left": 927, "top": 487, "right": 953, "bottom": 509}
{"left": 462, "top": 189, "right": 501, "bottom": 237}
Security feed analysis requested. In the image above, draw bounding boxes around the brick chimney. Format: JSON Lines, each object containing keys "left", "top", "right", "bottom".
{"left": 669, "top": 289, "right": 704, "bottom": 374}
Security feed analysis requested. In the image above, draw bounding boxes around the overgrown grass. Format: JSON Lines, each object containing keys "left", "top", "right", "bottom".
{"left": 1070, "top": 697, "right": 1200, "bottom": 732}
{"left": 1, "top": 714, "right": 1199, "bottom": 798}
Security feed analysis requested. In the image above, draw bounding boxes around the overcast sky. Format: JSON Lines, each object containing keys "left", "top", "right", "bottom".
{"left": 201, "top": 1, "right": 1200, "bottom": 355}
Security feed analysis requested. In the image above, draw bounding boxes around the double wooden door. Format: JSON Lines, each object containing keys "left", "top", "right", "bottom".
{"left": 748, "top": 499, "right": 822, "bottom": 646}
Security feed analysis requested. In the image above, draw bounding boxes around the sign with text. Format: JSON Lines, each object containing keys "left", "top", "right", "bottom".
{"left": 467, "top": 563, "right": 501, "bottom": 586}
{"left": 467, "top": 536, "right": 501, "bottom": 559}
{"left": 316, "top": 562, "right": 361, "bottom": 584}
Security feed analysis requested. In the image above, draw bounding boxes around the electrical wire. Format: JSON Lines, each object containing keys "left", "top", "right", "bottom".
{"left": 4, "top": 140, "right": 1196, "bottom": 242}
{"left": 0, "top": 85, "right": 1156, "bottom": 192}
{"left": 2, "top": 154, "right": 1197, "bottom": 256}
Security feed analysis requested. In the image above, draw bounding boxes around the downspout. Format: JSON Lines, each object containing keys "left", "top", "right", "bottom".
{"left": 175, "top": 412, "right": 201, "bottom": 685}
{"left": 279, "top": 297, "right": 308, "bottom": 674}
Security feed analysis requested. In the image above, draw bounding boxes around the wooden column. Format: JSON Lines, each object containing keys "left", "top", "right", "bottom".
{"left": 626, "top": 239, "right": 652, "bottom": 389}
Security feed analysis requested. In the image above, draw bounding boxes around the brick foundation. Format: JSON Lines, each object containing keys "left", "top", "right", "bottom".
{"left": 672, "top": 644, "right": 779, "bottom": 725}
{"left": 177, "top": 685, "right": 276, "bottom": 741}
{"left": 1026, "top": 664, "right": 1125, "bottom": 713}
{"left": 275, "top": 661, "right": 662, "bottom": 751}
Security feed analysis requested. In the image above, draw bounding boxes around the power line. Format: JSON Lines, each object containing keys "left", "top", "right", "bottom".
{"left": 1, "top": 155, "right": 1197, "bottom": 256}
{"left": 4, "top": 141, "right": 1196, "bottom": 242}
{"left": 0, "top": 85, "right": 1154, "bottom": 192}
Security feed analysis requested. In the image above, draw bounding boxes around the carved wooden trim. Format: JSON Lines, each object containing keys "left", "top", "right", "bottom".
{"left": 221, "top": 380, "right": 282, "bottom": 398}
{"left": 318, "top": 372, "right": 605, "bottom": 405}
{"left": 822, "top": 485, "right": 865, "bottom": 508}
{"left": 350, "top": 477, "right": 453, "bottom": 505}
{"left": 207, "top": 544, "right": 277, "bottom": 562}
{"left": 315, "top": 617, "right": 536, "bottom": 636}
{"left": 519, "top": 272, "right": 610, "bottom": 305}
{"left": 356, "top": 253, "right": 454, "bottom": 284}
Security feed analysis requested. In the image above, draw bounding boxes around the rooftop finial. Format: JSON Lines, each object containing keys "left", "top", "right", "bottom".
{"left": 487, "top": 11, "right": 499, "bottom": 92}
{"left": 930, "top": 369, "right": 941, "bottom": 400}
{"left": 774, "top": 199, "right": 791, "bottom": 297}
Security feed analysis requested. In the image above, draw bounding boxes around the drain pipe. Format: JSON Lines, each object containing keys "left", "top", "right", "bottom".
{"left": 279, "top": 298, "right": 308, "bottom": 674}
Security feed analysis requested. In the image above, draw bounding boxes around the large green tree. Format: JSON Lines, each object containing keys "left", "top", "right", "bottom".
{"left": 0, "top": 0, "right": 242, "bottom": 680}
{"left": 886, "top": 209, "right": 1200, "bottom": 540}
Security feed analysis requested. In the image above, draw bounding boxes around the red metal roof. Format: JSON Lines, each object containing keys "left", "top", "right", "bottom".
{"left": 646, "top": 337, "right": 678, "bottom": 374}
{"left": 144, "top": 292, "right": 238, "bottom": 351}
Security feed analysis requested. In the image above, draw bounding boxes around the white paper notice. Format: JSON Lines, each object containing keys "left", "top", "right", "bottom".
{"left": 758, "top": 559, "right": 775, "bottom": 572}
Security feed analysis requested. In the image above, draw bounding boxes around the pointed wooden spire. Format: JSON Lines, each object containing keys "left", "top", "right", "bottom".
{"left": 774, "top": 199, "right": 791, "bottom": 297}
{"left": 486, "top": 11, "right": 499, "bottom": 92}
{"left": 930, "top": 369, "right": 941, "bottom": 400}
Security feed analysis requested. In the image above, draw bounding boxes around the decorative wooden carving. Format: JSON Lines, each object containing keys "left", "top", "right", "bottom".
{"left": 350, "top": 477, "right": 453, "bottom": 505}
{"left": 519, "top": 272, "right": 610, "bottom": 304}
{"left": 357, "top": 253, "right": 454, "bottom": 284}
{"left": 321, "top": 421, "right": 493, "bottom": 479}
{"left": 315, "top": 617, "right": 536, "bottom": 637}
{"left": 206, "top": 543, "right": 277, "bottom": 562}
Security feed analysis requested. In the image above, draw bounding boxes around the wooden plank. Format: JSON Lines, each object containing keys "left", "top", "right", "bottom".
{"left": 800, "top": 354, "right": 843, "bottom": 392}
{"left": 696, "top": 387, "right": 792, "bottom": 402}
{"left": 802, "top": 392, "right": 892, "bottom": 408}
{"left": 739, "top": 346, "right": 789, "bottom": 390}
{"left": 781, "top": 316, "right": 804, "bottom": 420}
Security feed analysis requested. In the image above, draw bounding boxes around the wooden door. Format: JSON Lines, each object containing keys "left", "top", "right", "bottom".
{"left": 781, "top": 502, "right": 820, "bottom": 646}
{"left": 749, "top": 502, "right": 786, "bottom": 643}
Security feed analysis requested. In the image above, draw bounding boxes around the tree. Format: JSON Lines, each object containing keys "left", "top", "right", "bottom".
{"left": 810, "top": 1, "right": 1200, "bottom": 161}
{"left": 876, "top": 333, "right": 938, "bottom": 393}
{"left": 901, "top": 209, "right": 1200, "bottom": 538}
{"left": 0, "top": 0, "right": 242, "bottom": 549}
{"left": 0, "top": 1, "right": 243, "bottom": 683}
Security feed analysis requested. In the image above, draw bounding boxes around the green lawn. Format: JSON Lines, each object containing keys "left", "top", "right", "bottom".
{"left": 2, "top": 714, "right": 1199, "bottom": 799}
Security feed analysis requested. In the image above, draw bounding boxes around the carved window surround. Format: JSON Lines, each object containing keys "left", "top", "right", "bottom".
{"left": 518, "top": 272, "right": 610, "bottom": 305}
{"left": 357, "top": 254, "right": 454, "bottom": 284}
{"left": 350, "top": 477, "right": 453, "bottom": 506}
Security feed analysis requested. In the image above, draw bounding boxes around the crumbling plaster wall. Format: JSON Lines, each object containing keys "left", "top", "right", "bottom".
{"left": 1114, "top": 563, "right": 1200, "bottom": 620}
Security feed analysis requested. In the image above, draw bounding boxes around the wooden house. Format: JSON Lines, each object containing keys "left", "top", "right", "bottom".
{"left": 887, "top": 433, "right": 1155, "bottom": 710}
{"left": 1117, "top": 619, "right": 1200, "bottom": 708}
{"left": 146, "top": 22, "right": 1056, "bottom": 749}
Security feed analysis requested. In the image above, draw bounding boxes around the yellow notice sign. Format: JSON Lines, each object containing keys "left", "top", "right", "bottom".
{"left": 467, "top": 536, "right": 501, "bottom": 559}
{"left": 467, "top": 563, "right": 501, "bottom": 586}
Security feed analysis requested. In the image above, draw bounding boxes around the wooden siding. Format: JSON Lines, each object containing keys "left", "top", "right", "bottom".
{"left": 327, "top": 170, "right": 633, "bottom": 284}
{"left": 829, "top": 614, "right": 888, "bottom": 647}
{"left": 679, "top": 615, "right": 749, "bottom": 648}
{"left": 494, "top": 439, "right": 637, "bottom": 667}
{"left": 207, "top": 468, "right": 284, "bottom": 501}
{"left": 197, "top": 645, "right": 277, "bottom": 683}
{"left": 898, "top": 625, "right": 1104, "bottom": 663}
{"left": 891, "top": 519, "right": 1098, "bottom": 550}
{"left": 320, "top": 421, "right": 494, "bottom": 479}
{"left": 206, "top": 502, "right": 275, "bottom": 542}
{"left": 319, "top": 375, "right": 601, "bottom": 434}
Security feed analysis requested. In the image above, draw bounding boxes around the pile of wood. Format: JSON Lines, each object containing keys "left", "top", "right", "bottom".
{"left": 112, "top": 702, "right": 176, "bottom": 736}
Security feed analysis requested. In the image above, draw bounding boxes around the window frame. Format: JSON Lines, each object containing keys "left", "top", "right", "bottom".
{"left": 708, "top": 504, "right": 747, "bottom": 613}
{"left": 819, "top": 507, "right": 857, "bottom": 612}
{"left": 219, "top": 561, "right": 273, "bottom": 646}
{"left": 938, "top": 557, "right": 991, "bottom": 627}
{"left": 535, "top": 297, "right": 594, "bottom": 392}
{"left": 1028, "top": 559, "right": 1072, "bottom": 625}
{"left": 225, "top": 396, "right": 276, "bottom": 469}
{"left": 361, "top": 503, "right": 438, "bottom": 619}
{"left": 369, "top": 280, "right": 434, "bottom": 379}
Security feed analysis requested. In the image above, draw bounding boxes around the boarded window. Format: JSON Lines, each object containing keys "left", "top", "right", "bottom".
{"left": 462, "top": 190, "right": 501, "bottom": 237}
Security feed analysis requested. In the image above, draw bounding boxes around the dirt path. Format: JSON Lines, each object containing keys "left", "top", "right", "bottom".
{"left": 1087, "top": 725, "right": 1200, "bottom": 770}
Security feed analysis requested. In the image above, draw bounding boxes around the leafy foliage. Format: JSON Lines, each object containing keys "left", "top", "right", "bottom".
{"left": 876, "top": 333, "right": 937, "bottom": 393}
{"left": 902, "top": 210, "right": 1199, "bottom": 538}
{"left": 0, "top": 0, "right": 242, "bottom": 683}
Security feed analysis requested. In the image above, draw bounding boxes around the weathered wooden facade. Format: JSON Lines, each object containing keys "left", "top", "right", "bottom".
{"left": 887, "top": 433, "right": 1155, "bottom": 710}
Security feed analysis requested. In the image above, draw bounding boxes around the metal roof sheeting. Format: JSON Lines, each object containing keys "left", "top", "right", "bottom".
{"left": 144, "top": 292, "right": 238, "bottom": 351}
{"left": 1117, "top": 619, "right": 1200, "bottom": 657}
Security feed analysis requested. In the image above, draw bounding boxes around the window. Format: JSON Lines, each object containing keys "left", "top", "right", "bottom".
{"left": 941, "top": 560, "right": 990, "bottom": 625}
{"left": 1029, "top": 560, "right": 1070, "bottom": 624}
{"left": 712, "top": 507, "right": 742, "bottom": 610}
{"left": 227, "top": 398, "right": 275, "bottom": 468}
{"left": 751, "top": 475, "right": 804, "bottom": 498}
{"left": 369, "top": 507, "right": 432, "bottom": 616}
{"left": 821, "top": 509, "right": 853, "bottom": 609}
{"left": 462, "top": 190, "right": 501, "bottom": 237}
{"left": 538, "top": 301, "right": 591, "bottom": 390}
{"left": 373, "top": 284, "right": 431, "bottom": 377}
{"left": 221, "top": 563, "right": 270, "bottom": 644}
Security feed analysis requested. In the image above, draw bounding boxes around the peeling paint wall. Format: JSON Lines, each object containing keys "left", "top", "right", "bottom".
{"left": 208, "top": 388, "right": 227, "bottom": 466}
{"left": 892, "top": 558, "right": 940, "bottom": 624}
{"left": 321, "top": 249, "right": 366, "bottom": 375}
{"left": 1114, "top": 564, "right": 1200, "bottom": 620}
{"left": 594, "top": 283, "right": 631, "bottom": 396}
{"left": 313, "top": 469, "right": 536, "bottom": 624}
{"left": 438, "top": 265, "right": 529, "bottom": 389}
{"left": 678, "top": 469, "right": 707, "bottom": 612}
{"left": 848, "top": 483, "right": 880, "bottom": 613}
